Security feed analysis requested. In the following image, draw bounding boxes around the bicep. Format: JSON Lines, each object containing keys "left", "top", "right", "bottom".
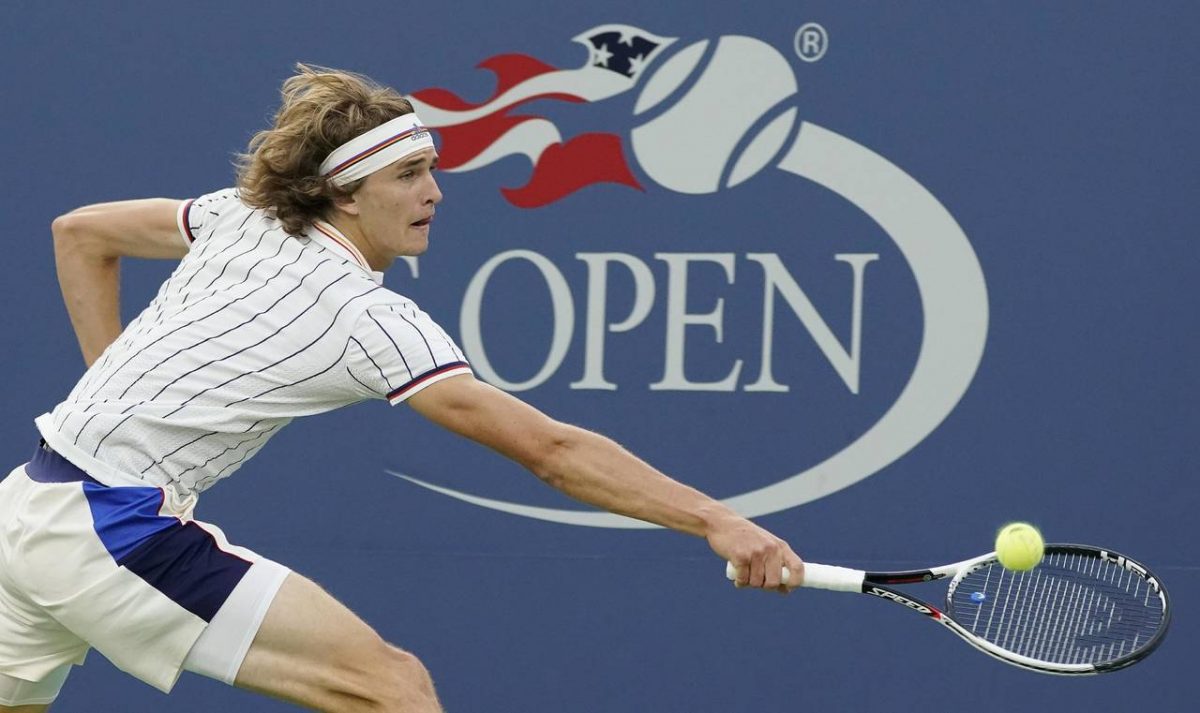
{"left": 53, "top": 198, "right": 188, "bottom": 260}
{"left": 406, "top": 374, "right": 563, "bottom": 469}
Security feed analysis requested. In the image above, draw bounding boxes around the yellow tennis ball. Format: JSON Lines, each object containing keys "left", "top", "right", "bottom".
{"left": 995, "top": 522, "right": 1044, "bottom": 571}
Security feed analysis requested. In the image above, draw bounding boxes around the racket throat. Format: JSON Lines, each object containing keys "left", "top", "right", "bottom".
{"left": 866, "top": 586, "right": 942, "bottom": 619}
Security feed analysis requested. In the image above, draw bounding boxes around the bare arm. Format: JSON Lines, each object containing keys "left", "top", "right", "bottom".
{"left": 51, "top": 199, "right": 189, "bottom": 366}
{"left": 407, "top": 374, "right": 803, "bottom": 590}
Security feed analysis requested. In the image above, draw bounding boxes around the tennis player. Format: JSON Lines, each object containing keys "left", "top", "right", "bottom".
{"left": 0, "top": 64, "right": 803, "bottom": 712}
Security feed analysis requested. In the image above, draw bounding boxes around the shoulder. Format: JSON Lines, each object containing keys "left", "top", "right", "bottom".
{"left": 351, "top": 287, "right": 441, "bottom": 323}
{"left": 179, "top": 188, "right": 270, "bottom": 244}
{"left": 344, "top": 288, "right": 460, "bottom": 354}
{"left": 180, "top": 187, "right": 242, "bottom": 217}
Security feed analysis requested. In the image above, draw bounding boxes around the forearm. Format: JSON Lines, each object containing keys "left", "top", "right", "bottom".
{"left": 52, "top": 216, "right": 123, "bottom": 366}
{"left": 409, "top": 376, "right": 802, "bottom": 589}
{"left": 48, "top": 198, "right": 188, "bottom": 366}
{"left": 532, "top": 426, "right": 802, "bottom": 588}
{"left": 532, "top": 424, "right": 738, "bottom": 537}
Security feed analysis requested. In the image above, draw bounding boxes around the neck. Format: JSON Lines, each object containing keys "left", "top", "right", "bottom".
{"left": 321, "top": 215, "right": 385, "bottom": 271}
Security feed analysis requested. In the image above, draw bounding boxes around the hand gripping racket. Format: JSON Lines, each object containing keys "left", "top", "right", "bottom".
{"left": 726, "top": 544, "right": 1170, "bottom": 675}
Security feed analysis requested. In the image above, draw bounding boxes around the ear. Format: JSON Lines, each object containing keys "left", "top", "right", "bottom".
{"left": 329, "top": 190, "right": 361, "bottom": 217}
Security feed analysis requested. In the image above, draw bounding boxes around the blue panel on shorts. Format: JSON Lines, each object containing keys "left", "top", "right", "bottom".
{"left": 118, "top": 522, "right": 252, "bottom": 622}
{"left": 82, "top": 482, "right": 178, "bottom": 561}
{"left": 82, "top": 483, "right": 252, "bottom": 622}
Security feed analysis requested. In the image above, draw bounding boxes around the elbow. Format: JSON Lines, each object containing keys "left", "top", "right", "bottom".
{"left": 527, "top": 444, "right": 567, "bottom": 489}
{"left": 52, "top": 211, "right": 105, "bottom": 259}
{"left": 51, "top": 212, "right": 78, "bottom": 241}
{"left": 52, "top": 211, "right": 85, "bottom": 248}
{"left": 531, "top": 465, "right": 567, "bottom": 492}
{"left": 51, "top": 207, "right": 95, "bottom": 235}
{"left": 524, "top": 424, "right": 577, "bottom": 489}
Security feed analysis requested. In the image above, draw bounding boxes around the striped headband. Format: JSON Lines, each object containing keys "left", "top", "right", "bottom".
{"left": 319, "top": 113, "right": 434, "bottom": 186}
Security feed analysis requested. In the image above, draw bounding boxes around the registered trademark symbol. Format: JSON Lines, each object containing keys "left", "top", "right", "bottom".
{"left": 794, "top": 22, "right": 828, "bottom": 62}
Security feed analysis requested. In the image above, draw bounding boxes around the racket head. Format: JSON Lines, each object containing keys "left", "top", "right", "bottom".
{"left": 944, "top": 544, "right": 1170, "bottom": 674}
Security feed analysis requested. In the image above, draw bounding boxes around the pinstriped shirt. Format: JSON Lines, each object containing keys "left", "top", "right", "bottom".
{"left": 36, "top": 188, "right": 471, "bottom": 501}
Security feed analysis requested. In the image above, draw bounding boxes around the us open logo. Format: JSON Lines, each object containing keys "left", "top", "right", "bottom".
{"left": 390, "top": 24, "right": 988, "bottom": 527}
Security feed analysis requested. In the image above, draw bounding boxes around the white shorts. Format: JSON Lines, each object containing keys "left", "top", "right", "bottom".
{"left": 0, "top": 446, "right": 290, "bottom": 705}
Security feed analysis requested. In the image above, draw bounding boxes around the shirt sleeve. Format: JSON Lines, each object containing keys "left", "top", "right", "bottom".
{"left": 344, "top": 301, "right": 472, "bottom": 405}
{"left": 175, "top": 188, "right": 240, "bottom": 248}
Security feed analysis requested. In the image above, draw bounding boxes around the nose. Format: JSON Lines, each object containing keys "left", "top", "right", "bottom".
{"left": 425, "top": 172, "right": 443, "bottom": 205}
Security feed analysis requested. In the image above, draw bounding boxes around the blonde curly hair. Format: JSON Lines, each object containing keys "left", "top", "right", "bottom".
{"left": 236, "top": 63, "right": 414, "bottom": 234}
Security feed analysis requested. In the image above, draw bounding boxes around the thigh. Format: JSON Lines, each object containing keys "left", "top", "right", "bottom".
{"left": 0, "top": 469, "right": 87, "bottom": 692}
{"left": 8, "top": 464, "right": 278, "bottom": 695}
{"left": 234, "top": 573, "right": 438, "bottom": 712}
{"left": 0, "top": 662, "right": 70, "bottom": 711}
{"left": 16, "top": 481, "right": 220, "bottom": 693}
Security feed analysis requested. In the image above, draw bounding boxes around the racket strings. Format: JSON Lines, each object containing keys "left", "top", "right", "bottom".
{"left": 948, "top": 552, "right": 1165, "bottom": 665}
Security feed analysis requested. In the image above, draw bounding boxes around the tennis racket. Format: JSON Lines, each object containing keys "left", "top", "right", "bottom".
{"left": 725, "top": 544, "right": 1170, "bottom": 675}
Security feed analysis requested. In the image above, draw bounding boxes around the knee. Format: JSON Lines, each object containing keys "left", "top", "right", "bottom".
{"left": 356, "top": 644, "right": 438, "bottom": 712}
{"left": 384, "top": 645, "right": 436, "bottom": 699}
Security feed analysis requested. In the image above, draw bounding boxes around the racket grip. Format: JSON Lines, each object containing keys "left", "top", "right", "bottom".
{"left": 725, "top": 561, "right": 865, "bottom": 592}
{"left": 799, "top": 563, "right": 866, "bottom": 592}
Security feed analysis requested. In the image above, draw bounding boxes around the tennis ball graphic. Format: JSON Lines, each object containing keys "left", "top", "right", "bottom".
{"left": 630, "top": 36, "right": 799, "bottom": 194}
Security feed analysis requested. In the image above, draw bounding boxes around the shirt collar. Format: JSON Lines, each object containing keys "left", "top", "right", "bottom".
{"left": 308, "top": 220, "right": 385, "bottom": 285}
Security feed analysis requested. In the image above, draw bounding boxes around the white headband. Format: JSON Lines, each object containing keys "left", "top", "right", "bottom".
{"left": 319, "top": 113, "right": 435, "bottom": 186}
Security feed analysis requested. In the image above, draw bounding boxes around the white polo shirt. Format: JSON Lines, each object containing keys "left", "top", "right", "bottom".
{"left": 36, "top": 188, "right": 471, "bottom": 501}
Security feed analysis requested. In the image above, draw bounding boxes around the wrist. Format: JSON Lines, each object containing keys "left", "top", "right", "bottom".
{"left": 695, "top": 501, "right": 741, "bottom": 538}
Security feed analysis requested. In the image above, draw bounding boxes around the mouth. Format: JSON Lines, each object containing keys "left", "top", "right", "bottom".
{"left": 410, "top": 215, "right": 433, "bottom": 228}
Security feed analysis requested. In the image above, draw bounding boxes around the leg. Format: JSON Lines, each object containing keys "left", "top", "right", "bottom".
{"left": 0, "top": 669, "right": 66, "bottom": 713}
{"left": 234, "top": 573, "right": 443, "bottom": 713}
{"left": 0, "top": 666, "right": 66, "bottom": 713}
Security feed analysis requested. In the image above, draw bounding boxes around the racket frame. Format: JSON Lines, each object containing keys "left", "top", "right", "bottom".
{"left": 730, "top": 544, "right": 1170, "bottom": 675}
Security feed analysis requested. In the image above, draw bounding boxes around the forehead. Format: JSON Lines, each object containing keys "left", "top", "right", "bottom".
{"left": 385, "top": 147, "right": 439, "bottom": 170}
{"left": 357, "top": 147, "right": 439, "bottom": 192}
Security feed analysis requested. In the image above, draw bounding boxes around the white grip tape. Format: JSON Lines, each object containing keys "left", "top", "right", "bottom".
{"left": 725, "top": 562, "right": 865, "bottom": 592}
{"left": 798, "top": 563, "right": 866, "bottom": 592}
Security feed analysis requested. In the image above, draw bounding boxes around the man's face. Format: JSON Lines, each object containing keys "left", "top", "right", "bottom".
{"left": 345, "top": 148, "right": 442, "bottom": 269}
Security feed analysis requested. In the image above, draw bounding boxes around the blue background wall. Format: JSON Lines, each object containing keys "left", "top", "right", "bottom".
{"left": 1, "top": 2, "right": 1195, "bottom": 711}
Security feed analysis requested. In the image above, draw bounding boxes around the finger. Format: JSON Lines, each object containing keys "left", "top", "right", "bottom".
{"left": 784, "top": 556, "right": 805, "bottom": 589}
{"left": 733, "top": 562, "right": 750, "bottom": 588}
{"left": 763, "top": 547, "right": 783, "bottom": 590}
{"left": 748, "top": 554, "right": 766, "bottom": 589}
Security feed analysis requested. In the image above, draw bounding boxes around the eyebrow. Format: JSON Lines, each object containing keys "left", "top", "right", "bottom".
{"left": 397, "top": 153, "right": 439, "bottom": 170}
